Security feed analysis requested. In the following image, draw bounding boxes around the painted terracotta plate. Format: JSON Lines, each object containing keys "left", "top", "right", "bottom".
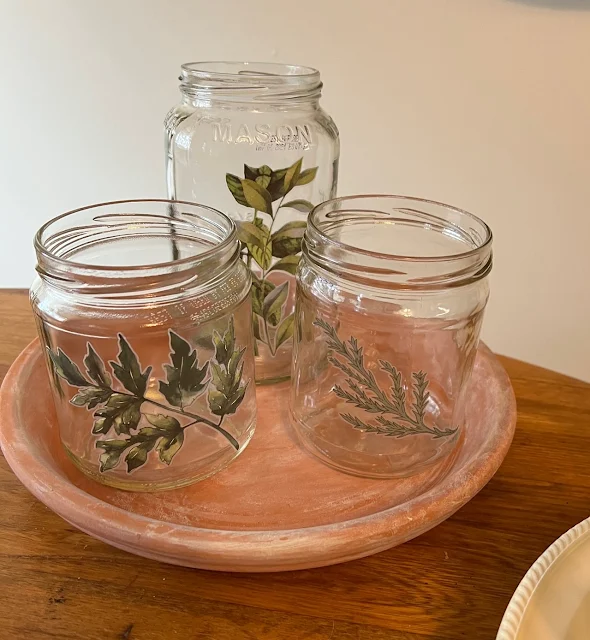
{"left": 497, "top": 517, "right": 590, "bottom": 640}
{"left": 0, "top": 341, "right": 515, "bottom": 572}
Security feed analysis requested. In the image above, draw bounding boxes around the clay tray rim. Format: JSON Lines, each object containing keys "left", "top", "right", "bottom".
{"left": 0, "top": 340, "right": 516, "bottom": 558}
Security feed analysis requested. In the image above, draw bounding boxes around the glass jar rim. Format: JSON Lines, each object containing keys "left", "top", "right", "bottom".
{"left": 180, "top": 61, "right": 320, "bottom": 84}
{"left": 308, "top": 194, "right": 492, "bottom": 263}
{"left": 179, "top": 62, "right": 322, "bottom": 104}
{"left": 305, "top": 194, "right": 493, "bottom": 290}
{"left": 35, "top": 198, "right": 237, "bottom": 272}
{"left": 34, "top": 199, "right": 242, "bottom": 301}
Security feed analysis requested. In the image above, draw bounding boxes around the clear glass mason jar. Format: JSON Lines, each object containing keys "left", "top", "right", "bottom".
{"left": 290, "top": 195, "right": 493, "bottom": 479}
{"left": 165, "top": 62, "right": 340, "bottom": 384}
{"left": 30, "top": 200, "right": 257, "bottom": 491}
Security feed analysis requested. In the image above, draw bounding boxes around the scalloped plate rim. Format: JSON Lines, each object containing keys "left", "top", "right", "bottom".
{"left": 497, "top": 516, "right": 590, "bottom": 639}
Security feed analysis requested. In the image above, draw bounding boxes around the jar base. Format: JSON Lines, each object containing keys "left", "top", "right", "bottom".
{"left": 256, "top": 373, "right": 290, "bottom": 386}
{"left": 63, "top": 426, "right": 256, "bottom": 492}
{"left": 254, "top": 348, "right": 292, "bottom": 385}
{"left": 291, "top": 411, "right": 462, "bottom": 480}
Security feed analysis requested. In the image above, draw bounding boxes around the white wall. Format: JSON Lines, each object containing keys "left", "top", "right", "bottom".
{"left": 2, "top": 0, "right": 589, "bottom": 380}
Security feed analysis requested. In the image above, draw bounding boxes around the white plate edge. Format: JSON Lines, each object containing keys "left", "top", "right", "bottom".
{"left": 496, "top": 515, "right": 590, "bottom": 639}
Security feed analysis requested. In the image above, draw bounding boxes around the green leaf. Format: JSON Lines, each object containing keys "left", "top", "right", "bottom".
{"left": 96, "top": 414, "right": 185, "bottom": 473}
{"left": 242, "top": 219, "right": 272, "bottom": 270}
{"left": 70, "top": 386, "right": 112, "bottom": 409}
{"left": 272, "top": 220, "right": 308, "bottom": 237}
{"left": 210, "top": 361, "right": 227, "bottom": 393}
{"left": 255, "top": 174, "right": 271, "bottom": 190}
{"left": 283, "top": 158, "right": 303, "bottom": 195}
{"left": 121, "top": 401, "right": 142, "bottom": 432}
{"left": 212, "top": 317, "right": 236, "bottom": 367}
{"left": 251, "top": 278, "right": 274, "bottom": 316}
{"left": 252, "top": 314, "right": 262, "bottom": 341}
{"left": 282, "top": 199, "right": 314, "bottom": 213}
{"left": 133, "top": 426, "right": 168, "bottom": 439}
{"left": 145, "top": 413, "right": 182, "bottom": 434}
{"left": 126, "top": 440, "right": 156, "bottom": 472}
{"left": 244, "top": 164, "right": 271, "bottom": 180}
{"left": 98, "top": 450, "right": 125, "bottom": 472}
{"left": 93, "top": 393, "right": 142, "bottom": 435}
{"left": 208, "top": 384, "right": 247, "bottom": 417}
{"left": 272, "top": 236, "right": 302, "bottom": 258}
{"left": 96, "top": 439, "right": 129, "bottom": 472}
{"left": 241, "top": 179, "right": 273, "bottom": 215}
{"left": 267, "top": 168, "right": 289, "bottom": 201}
{"left": 226, "top": 173, "right": 249, "bottom": 207}
{"left": 110, "top": 334, "right": 152, "bottom": 398}
{"left": 159, "top": 331, "right": 208, "bottom": 408}
{"left": 83, "top": 344, "right": 111, "bottom": 388}
{"left": 140, "top": 414, "right": 184, "bottom": 465}
{"left": 411, "top": 371, "right": 430, "bottom": 423}
{"left": 228, "top": 347, "right": 246, "bottom": 380}
{"left": 262, "top": 281, "right": 289, "bottom": 323}
{"left": 226, "top": 385, "right": 247, "bottom": 414}
{"left": 265, "top": 162, "right": 316, "bottom": 200}
{"left": 47, "top": 348, "right": 90, "bottom": 387}
{"left": 271, "top": 167, "right": 288, "bottom": 180}
{"left": 208, "top": 389, "right": 227, "bottom": 416}
{"left": 268, "top": 255, "right": 300, "bottom": 276}
{"left": 295, "top": 167, "right": 318, "bottom": 186}
{"left": 267, "top": 310, "right": 281, "bottom": 327}
{"left": 244, "top": 164, "right": 258, "bottom": 180}
{"left": 236, "top": 221, "right": 270, "bottom": 250}
{"left": 222, "top": 323, "right": 237, "bottom": 366}
{"left": 271, "top": 221, "right": 307, "bottom": 258}
{"left": 212, "top": 334, "right": 228, "bottom": 369}
{"left": 92, "top": 416, "right": 114, "bottom": 435}
{"left": 157, "top": 431, "right": 184, "bottom": 465}
{"left": 250, "top": 244, "right": 271, "bottom": 271}
{"left": 208, "top": 316, "right": 249, "bottom": 419}
{"left": 275, "top": 313, "right": 295, "bottom": 349}
{"left": 96, "top": 439, "right": 129, "bottom": 452}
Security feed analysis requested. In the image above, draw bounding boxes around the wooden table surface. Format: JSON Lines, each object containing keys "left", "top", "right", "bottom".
{"left": 0, "top": 289, "right": 588, "bottom": 640}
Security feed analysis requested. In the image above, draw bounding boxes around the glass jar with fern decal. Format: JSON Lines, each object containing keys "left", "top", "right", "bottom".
{"left": 30, "top": 199, "right": 256, "bottom": 491}
{"left": 291, "top": 195, "right": 493, "bottom": 478}
{"left": 165, "top": 62, "right": 339, "bottom": 383}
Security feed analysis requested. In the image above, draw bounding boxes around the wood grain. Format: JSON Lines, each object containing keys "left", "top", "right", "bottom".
{"left": 0, "top": 289, "right": 588, "bottom": 639}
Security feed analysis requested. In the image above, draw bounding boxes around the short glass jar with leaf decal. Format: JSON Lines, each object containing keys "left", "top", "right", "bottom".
{"left": 165, "top": 62, "right": 339, "bottom": 383}
{"left": 291, "top": 195, "right": 493, "bottom": 479}
{"left": 31, "top": 200, "right": 257, "bottom": 491}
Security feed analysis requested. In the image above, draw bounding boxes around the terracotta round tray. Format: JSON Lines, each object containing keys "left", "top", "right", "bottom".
{"left": 0, "top": 341, "right": 515, "bottom": 572}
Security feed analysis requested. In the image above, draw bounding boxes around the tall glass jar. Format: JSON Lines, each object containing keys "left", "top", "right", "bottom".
{"left": 291, "top": 195, "right": 493, "bottom": 479}
{"left": 165, "top": 62, "right": 340, "bottom": 384}
{"left": 30, "top": 200, "right": 257, "bottom": 491}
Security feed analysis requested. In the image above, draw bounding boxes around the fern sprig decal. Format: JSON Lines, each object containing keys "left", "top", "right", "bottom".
{"left": 314, "top": 318, "right": 457, "bottom": 439}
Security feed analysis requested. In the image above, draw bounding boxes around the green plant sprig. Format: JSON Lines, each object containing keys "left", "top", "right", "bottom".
{"left": 314, "top": 318, "right": 457, "bottom": 439}
{"left": 47, "top": 317, "right": 248, "bottom": 473}
{"left": 226, "top": 158, "right": 317, "bottom": 356}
